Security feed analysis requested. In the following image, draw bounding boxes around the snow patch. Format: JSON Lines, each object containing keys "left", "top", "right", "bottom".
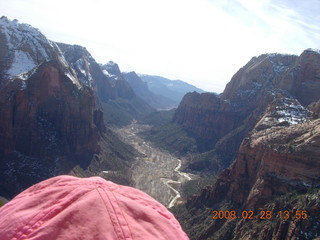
{"left": 260, "top": 97, "right": 311, "bottom": 128}
{"left": 74, "top": 58, "right": 94, "bottom": 87}
{"left": 102, "top": 69, "right": 115, "bottom": 78}
{"left": 0, "top": 17, "right": 52, "bottom": 79}
{"left": 65, "top": 72, "right": 81, "bottom": 88}
{"left": 0, "top": 17, "right": 50, "bottom": 58}
{"left": 7, "top": 50, "right": 36, "bottom": 78}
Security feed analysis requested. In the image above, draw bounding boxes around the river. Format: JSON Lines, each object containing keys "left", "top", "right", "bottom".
{"left": 112, "top": 121, "right": 193, "bottom": 208}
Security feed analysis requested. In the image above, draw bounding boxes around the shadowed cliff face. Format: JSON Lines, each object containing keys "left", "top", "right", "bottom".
{"left": 56, "top": 44, "right": 154, "bottom": 126}
{"left": 0, "top": 18, "right": 107, "bottom": 197}
{"left": 0, "top": 60, "right": 104, "bottom": 198}
{"left": 173, "top": 92, "right": 241, "bottom": 152}
{"left": 0, "top": 18, "right": 138, "bottom": 198}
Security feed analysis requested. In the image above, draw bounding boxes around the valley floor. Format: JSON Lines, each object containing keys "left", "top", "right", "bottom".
{"left": 112, "top": 121, "right": 194, "bottom": 208}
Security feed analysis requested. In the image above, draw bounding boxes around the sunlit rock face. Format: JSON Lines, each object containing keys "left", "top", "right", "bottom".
{"left": 173, "top": 49, "right": 320, "bottom": 240}
{"left": 184, "top": 117, "right": 320, "bottom": 240}
{"left": 278, "top": 49, "right": 320, "bottom": 106}
{"left": 173, "top": 50, "right": 320, "bottom": 166}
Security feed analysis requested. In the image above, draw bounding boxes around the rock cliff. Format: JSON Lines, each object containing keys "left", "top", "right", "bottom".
{"left": 173, "top": 92, "right": 240, "bottom": 152}
{"left": 56, "top": 43, "right": 154, "bottom": 126}
{"left": 0, "top": 60, "right": 102, "bottom": 197}
{"left": 0, "top": 17, "right": 136, "bottom": 198}
{"left": 172, "top": 49, "right": 320, "bottom": 240}
{"left": 179, "top": 115, "right": 320, "bottom": 239}
{"left": 173, "top": 50, "right": 320, "bottom": 168}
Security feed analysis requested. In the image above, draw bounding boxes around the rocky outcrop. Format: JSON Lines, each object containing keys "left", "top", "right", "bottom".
{"left": 221, "top": 49, "right": 320, "bottom": 109}
{"left": 57, "top": 45, "right": 154, "bottom": 126}
{"left": 172, "top": 49, "right": 320, "bottom": 239}
{"left": 0, "top": 18, "right": 137, "bottom": 198}
{"left": 57, "top": 45, "right": 131, "bottom": 101}
{"left": 221, "top": 53, "right": 297, "bottom": 102}
{"left": 0, "top": 17, "right": 67, "bottom": 85}
{"left": 174, "top": 96, "right": 320, "bottom": 239}
{"left": 99, "top": 61, "right": 135, "bottom": 99}
{"left": 101, "top": 61, "right": 121, "bottom": 76}
{"left": 0, "top": 59, "right": 103, "bottom": 197}
{"left": 173, "top": 50, "right": 320, "bottom": 166}
{"left": 173, "top": 92, "right": 242, "bottom": 151}
{"left": 98, "top": 62, "right": 154, "bottom": 125}
{"left": 278, "top": 49, "right": 320, "bottom": 106}
{"left": 309, "top": 100, "right": 320, "bottom": 118}
{"left": 181, "top": 116, "right": 320, "bottom": 240}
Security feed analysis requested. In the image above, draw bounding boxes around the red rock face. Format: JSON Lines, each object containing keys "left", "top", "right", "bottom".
{"left": 173, "top": 92, "right": 237, "bottom": 144}
{"left": 193, "top": 96, "right": 319, "bottom": 207}
{"left": 173, "top": 50, "right": 320, "bottom": 164}
{"left": 183, "top": 118, "right": 320, "bottom": 240}
{"left": 279, "top": 49, "right": 320, "bottom": 105}
{"left": 221, "top": 54, "right": 297, "bottom": 102}
{"left": 0, "top": 61, "right": 103, "bottom": 197}
{"left": 173, "top": 54, "right": 294, "bottom": 149}
{"left": 309, "top": 100, "right": 320, "bottom": 118}
{"left": 221, "top": 50, "right": 320, "bottom": 107}
{"left": 0, "top": 19, "right": 144, "bottom": 198}
{"left": 174, "top": 50, "right": 320, "bottom": 239}
{"left": 226, "top": 119, "right": 320, "bottom": 207}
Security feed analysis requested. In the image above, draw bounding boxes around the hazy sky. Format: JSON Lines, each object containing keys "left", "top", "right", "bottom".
{"left": 1, "top": 0, "right": 320, "bottom": 92}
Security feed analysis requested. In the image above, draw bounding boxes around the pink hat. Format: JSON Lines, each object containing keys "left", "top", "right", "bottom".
{"left": 0, "top": 175, "right": 189, "bottom": 240}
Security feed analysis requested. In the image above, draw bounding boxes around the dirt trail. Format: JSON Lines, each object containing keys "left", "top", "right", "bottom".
{"left": 112, "top": 121, "right": 192, "bottom": 208}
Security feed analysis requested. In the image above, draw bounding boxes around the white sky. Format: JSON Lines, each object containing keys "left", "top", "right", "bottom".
{"left": 1, "top": 0, "right": 320, "bottom": 93}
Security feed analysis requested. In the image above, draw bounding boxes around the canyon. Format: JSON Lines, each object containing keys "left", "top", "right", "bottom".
{"left": 112, "top": 121, "right": 193, "bottom": 208}
{"left": 1, "top": 16, "right": 320, "bottom": 240}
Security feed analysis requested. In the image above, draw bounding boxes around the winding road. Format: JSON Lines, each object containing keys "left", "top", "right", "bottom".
{"left": 112, "top": 121, "right": 192, "bottom": 208}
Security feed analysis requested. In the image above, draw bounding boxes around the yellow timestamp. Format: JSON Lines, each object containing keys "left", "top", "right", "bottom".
{"left": 212, "top": 210, "right": 308, "bottom": 220}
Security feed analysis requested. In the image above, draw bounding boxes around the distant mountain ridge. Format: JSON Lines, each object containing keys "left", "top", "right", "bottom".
{"left": 139, "top": 74, "right": 205, "bottom": 107}
{"left": 56, "top": 44, "right": 154, "bottom": 126}
{"left": 123, "top": 71, "right": 177, "bottom": 110}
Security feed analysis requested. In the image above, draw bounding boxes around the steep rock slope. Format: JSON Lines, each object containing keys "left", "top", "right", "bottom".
{"left": 172, "top": 50, "right": 320, "bottom": 239}
{"left": 173, "top": 50, "right": 320, "bottom": 168}
{"left": 0, "top": 17, "right": 64, "bottom": 84}
{"left": 0, "top": 17, "right": 135, "bottom": 198}
{"left": 178, "top": 117, "right": 320, "bottom": 240}
{"left": 173, "top": 92, "right": 241, "bottom": 152}
{"left": 99, "top": 62, "right": 154, "bottom": 126}
{"left": 55, "top": 44, "right": 154, "bottom": 126}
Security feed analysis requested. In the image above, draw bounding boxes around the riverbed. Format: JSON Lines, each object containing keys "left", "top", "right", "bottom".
{"left": 112, "top": 121, "right": 193, "bottom": 208}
